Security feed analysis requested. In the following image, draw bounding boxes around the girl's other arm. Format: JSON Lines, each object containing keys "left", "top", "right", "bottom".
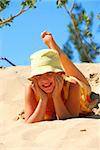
{"left": 25, "top": 85, "right": 48, "bottom": 123}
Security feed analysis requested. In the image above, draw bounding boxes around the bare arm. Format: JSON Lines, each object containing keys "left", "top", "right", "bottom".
{"left": 52, "top": 75, "right": 76, "bottom": 119}
{"left": 26, "top": 98, "right": 48, "bottom": 123}
{"left": 25, "top": 84, "right": 48, "bottom": 123}
{"left": 53, "top": 94, "right": 73, "bottom": 119}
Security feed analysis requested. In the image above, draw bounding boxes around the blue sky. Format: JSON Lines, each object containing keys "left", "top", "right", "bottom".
{"left": 0, "top": 0, "right": 100, "bottom": 67}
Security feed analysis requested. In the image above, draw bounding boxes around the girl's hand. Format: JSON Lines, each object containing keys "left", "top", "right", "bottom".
{"left": 31, "top": 79, "right": 48, "bottom": 101}
{"left": 52, "top": 75, "right": 64, "bottom": 99}
{"left": 41, "top": 31, "right": 53, "bottom": 46}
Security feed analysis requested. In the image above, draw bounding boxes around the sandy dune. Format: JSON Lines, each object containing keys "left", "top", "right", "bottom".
{"left": 0, "top": 63, "right": 100, "bottom": 150}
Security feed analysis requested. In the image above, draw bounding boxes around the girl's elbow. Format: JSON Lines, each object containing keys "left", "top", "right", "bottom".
{"left": 66, "top": 111, "right": 79, "bottom": 119}
{"left": 24, "top": 117, "right": 32, "bottom": 123}
{"left": 25, "top": 117, "right": 43, "bottom": 124}
{"left": 71, "top": 111, "right": 79, "bottom": 118}
{"left": 25, "top": 118, "right": 37, "bottom": 124}
{"left": 24, "top": 115, "right": 35, "bottom": 123}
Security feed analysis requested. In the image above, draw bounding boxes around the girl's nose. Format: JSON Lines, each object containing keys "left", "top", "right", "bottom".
{"left": 42, "top": 77, "right": 50, "bottom": 84}
{"left": 42, "top": 80, "right": 49, "bottom": 84}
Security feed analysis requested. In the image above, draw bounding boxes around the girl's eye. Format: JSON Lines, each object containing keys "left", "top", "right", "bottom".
{"left": 47, "top": 72, "right": 53, "bottom": 76}
{"left": 37, "top": 75, "right": 40, "bottom": 77}
{"left": 48, "top": 72, "right": 52, "bottom": 75}
{"left": 35, "top": 75, "right": 41, "bottom": 79}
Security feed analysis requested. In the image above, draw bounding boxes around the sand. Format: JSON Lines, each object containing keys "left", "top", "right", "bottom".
{"left": 0, "top": 63, "right": 100, "bottom": 150}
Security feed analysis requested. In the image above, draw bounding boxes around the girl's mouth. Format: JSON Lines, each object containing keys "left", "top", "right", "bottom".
{"left": 42, "top": 82, "right": 52, "bottom": 88}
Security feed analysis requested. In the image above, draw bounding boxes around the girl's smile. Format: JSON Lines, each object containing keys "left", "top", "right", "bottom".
{"left": 33, "top": 72, "right": 64, "bottom": 93}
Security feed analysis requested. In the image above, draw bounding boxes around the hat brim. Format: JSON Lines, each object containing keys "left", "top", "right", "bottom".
{"left": 28, "top": 65, "right": 64, "bottom": 81}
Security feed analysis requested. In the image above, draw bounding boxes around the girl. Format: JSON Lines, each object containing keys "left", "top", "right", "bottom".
{"left": 24, "top": 31, "right": 95, "bottom": 123}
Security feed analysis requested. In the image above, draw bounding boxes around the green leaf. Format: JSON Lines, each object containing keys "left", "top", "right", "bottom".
{"left": 56, "top": 0, "right": 68, "bottom": 8}
{"left": 0, "top": 0, "right": 10, "bottom": 12}
{"left": 21, "top": 0, "right": 37, "bottom": 9}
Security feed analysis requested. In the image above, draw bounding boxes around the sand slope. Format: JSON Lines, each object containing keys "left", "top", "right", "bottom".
{"left": 0, "top": 63, "right": 100, "bottom": 150}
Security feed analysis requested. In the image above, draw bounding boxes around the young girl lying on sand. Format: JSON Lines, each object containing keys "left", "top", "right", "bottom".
{"left": 24, "top": 31, "right": 96, "bottom": 123}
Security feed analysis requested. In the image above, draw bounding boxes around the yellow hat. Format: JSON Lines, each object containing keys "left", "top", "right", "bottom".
{"left": 28, "top": 49, "right": 64, "bottom": 80}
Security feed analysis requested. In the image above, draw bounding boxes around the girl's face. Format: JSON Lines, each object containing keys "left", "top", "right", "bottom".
{"left": 34, "top": 72, "right": 63, "bottom": 93}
